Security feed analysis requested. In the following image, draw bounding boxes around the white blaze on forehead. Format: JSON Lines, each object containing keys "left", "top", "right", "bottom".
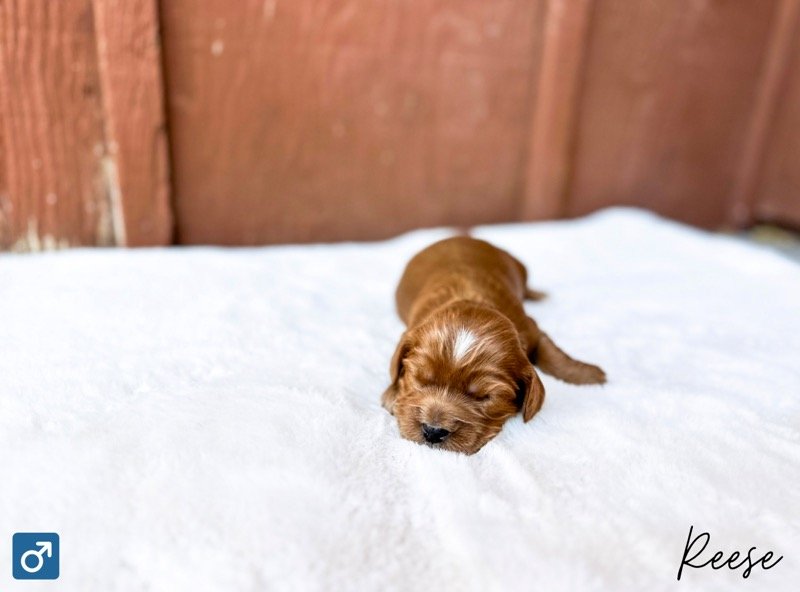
{"left": 452, "top": 328, "right": 477, "bottom": 361}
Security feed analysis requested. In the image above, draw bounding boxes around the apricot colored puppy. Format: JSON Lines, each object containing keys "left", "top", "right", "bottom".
{"left": 383, "top": 237, "right": 605, "bottom": 454}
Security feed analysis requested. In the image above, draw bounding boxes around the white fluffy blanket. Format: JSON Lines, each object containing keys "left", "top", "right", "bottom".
{"left": 1, "top": 209, "right": 798, "bottom": 591}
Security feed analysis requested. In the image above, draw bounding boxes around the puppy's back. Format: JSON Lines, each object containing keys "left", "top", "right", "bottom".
{"left": 396, "top": 237, "right": 526, "bottom": 325}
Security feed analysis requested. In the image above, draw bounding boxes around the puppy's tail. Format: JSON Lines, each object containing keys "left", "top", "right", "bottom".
{"left": 535, "top": 334, "right": 606, "bottom": 385}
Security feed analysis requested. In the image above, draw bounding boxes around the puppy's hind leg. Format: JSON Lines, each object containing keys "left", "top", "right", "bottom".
{"left": 534, "top": 333, "right": 606, "bottom": 385}
{"left": 502, "top": 249, "right": 546, "bottom": 301}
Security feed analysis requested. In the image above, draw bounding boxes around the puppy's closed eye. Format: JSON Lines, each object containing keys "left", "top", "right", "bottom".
{"left": 466, "top": 385, "right": 488, "bottom": 400}
{"left": 417, "top": 375, "right": 437, "bottom": 388}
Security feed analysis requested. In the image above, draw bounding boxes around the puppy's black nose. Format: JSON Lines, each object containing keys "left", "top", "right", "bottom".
{"left": 422, "top": 423, "right": 450, "bottom": 443}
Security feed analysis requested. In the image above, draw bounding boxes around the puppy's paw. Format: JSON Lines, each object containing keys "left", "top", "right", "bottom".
{"left": 524, "top": 287, "right": 548, "bottom": 301}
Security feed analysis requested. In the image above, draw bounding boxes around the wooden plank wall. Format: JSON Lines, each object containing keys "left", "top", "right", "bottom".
{"left": 161, "top": 0, "right": 800, "bottom": 245}
{"left": 554, "top": 0, "right": 780, "bottom": 227}
{"left": 160, "top": 0, "right": 547, "bottom": 244}
{"left": 0, "top": 0, "right": 170, "bottom": 250}
{"left": 749, "top": 0, "right": 800, "bottom": 226}
{"left": 2, "top": 0, "right": 799, "bottom": 249}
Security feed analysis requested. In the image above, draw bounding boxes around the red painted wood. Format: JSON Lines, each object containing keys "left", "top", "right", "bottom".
{"left": 566, "top": 0, "right": 780, "bottom": 228}
{"left": 752, "top": 2, "right": 800, "bottom": 227}
{"left": 0, "top": 0, "right": 172, "bottom": 250}
{"left": 161, "top": 0, "right": 546, "bottom": 245}
{"left": 93, "top": 0, "right": 173, "bottom": 246}
{"left": 0, "top": 0, "right": 112, "bottom": 249}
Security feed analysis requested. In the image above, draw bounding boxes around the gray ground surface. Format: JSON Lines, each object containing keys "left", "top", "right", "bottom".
{"left": 734, "top": 225, "right": 800, "bottom": 264}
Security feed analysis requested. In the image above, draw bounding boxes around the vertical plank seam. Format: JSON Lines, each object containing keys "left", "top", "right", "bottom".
{"left": 513, "top": 0, "right": 548, "bottom": 222}
{"left": 557, "top": 0, "right": 595, "bottom": 219}
{"left": 91, "top": 0, "right": 175, "bottom": 247}
{"left": 519, "top": 0, "right": 595, "bottom": 221}
{"left": 155, "top": 0, "right": 179, "bottom": 246}
{"left": 730, "top": 0, "right": 800, "bottom": 227}
{"left": 89, "top": 0, "right": 125, "bottom": 246}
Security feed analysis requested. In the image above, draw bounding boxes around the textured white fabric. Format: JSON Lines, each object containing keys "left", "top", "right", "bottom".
{"left": 1, "top": 208, "right": 798, "bottom": 591}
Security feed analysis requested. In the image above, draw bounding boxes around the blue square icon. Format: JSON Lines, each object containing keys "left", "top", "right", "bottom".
{"left": 12, "top": 533, "right": 59, "bottom": 580}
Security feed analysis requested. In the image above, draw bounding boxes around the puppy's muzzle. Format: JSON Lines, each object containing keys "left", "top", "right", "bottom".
{"left": 422, "top": 424, "right": 450, "bottom": 444}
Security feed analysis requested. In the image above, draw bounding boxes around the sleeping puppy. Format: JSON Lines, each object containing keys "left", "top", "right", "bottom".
{"left": 382, "top": 236, "right": 605, "bottom": 454}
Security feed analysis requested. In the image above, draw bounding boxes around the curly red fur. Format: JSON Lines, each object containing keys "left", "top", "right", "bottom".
{"left": 383, "top": 237, "right": 604, "bottom": 454}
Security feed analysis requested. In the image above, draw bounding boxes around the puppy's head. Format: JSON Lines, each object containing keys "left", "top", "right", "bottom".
{"left": 382, "top": 302, "right": 544, "bottom": 454}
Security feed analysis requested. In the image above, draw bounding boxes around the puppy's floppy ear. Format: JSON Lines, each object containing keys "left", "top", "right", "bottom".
{"left": 516, "top": 362, "right": 545, "bottom": 422}
{"left": 382, "top": 333, "right": 411, "bottom": 414}
{"left": 388, "top": 333, "right": 411, "bottom": 385}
